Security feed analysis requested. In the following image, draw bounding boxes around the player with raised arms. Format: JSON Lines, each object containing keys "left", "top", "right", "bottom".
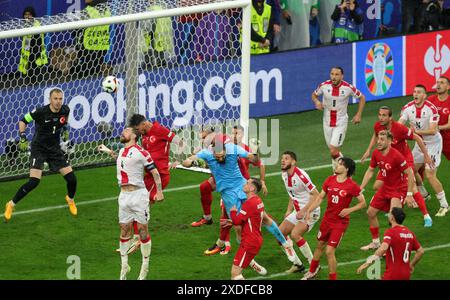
{"left": 312, "top": 67, "right": 366, "bottom": 168}
{"left": 4, "top": 88, "right": 77, "bottom": 221}
{"left": 300, "top": 157, "right": 366, "bottom": 280}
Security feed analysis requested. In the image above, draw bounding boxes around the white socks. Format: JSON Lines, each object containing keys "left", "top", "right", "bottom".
{"left": 120, "top": 238, "right": 131, "bottom": 266}
{"left": 437, "top": 191, "right": 449, "bottom": 208}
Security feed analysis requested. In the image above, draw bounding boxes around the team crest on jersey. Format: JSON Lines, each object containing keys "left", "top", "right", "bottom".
{"left": 149, "top": 136, "right": 156, "bottom": 143}
{"left": 384, "top": 163, "right": 392, "bottom": 170}
{"left": 443, "top": 108, "right": 449, "bottom": 114}
{"left": 339, "top": 190, "right": 347, "bottom": 197}
{"left": 60, "top": 116, "right": 66, "bottom": 124}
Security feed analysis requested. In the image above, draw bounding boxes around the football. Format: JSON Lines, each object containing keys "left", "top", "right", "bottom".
{"left": 102, "top": 75, "right": 118, "bottom": 93}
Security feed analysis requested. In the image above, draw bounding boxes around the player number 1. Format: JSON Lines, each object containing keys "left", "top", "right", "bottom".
{"left": 332, "top": 99, "right": 336, "bottom": 107}
{"left": 53, "top": 126, "right": 56, "bottom": 134}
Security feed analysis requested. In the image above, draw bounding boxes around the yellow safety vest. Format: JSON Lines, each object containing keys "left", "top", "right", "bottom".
{"left": 142, "top": 5, "right": 174, "bottom": 53}
{"left": 83, "top": 6, "right": 111, "bottom": 51}
{"left": 250, "top": 3, "right": 271, "bottom": 55}
{"left": 18, "top": 20, "right": 48, "bottom": 75}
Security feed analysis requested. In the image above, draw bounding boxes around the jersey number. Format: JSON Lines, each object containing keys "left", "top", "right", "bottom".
{"left": 381, "top": 169, "right": 387, "bottom": 177}
{"left": 403, "top": 242, "right": 410, "bottom": 263}
{"left": 53, "top": 126, "right": 56, "bottom": 134}
{"left": 332, "top": 99, "right": 336, "bottom": 107}
{"left": 331, "top": 195, "right": 339, "bottom": 204}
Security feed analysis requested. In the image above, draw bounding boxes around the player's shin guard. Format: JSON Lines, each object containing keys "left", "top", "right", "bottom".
{"left": 297, "top": 238, "right": 313, "bottom": 263}
{"left": 12, "top": 177, "right": 40, "bottom": 204}
{"left": 309, "top": 259, "right": 320, "bottom": 273}
{"left": 200, "top": 180, "right": 213, "bottom": 216}
{"left": 140, "top": 236, "right": 152, "bottom": 264}
{"left": 414, "top": 192, "right": 429, "bottom": 216}
{"left": 437, "top": 191, "right": 449, "bottom": 208}
{"left": 329, "top": 273, "right": 337, "bottom": 280}
{"left": 63, "top": 172, "right": 77, "bottom": 199}
{"left": 264, "top": 221, "right": 287, "bottom": 245}
{"left": 120, "top": 237, "right": 132, "bottom": 266}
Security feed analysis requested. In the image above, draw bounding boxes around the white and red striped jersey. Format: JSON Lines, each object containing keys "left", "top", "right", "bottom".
{"left": 282, "top": 167, "right": 316, "bottom": 211}
{"left": 400, "top": 100, "right": 441, "bottom": 144}
{"left": 116, "top": 144, "right": 155, "bottom": 188}
{"left": 314, "top": 80, "right": 362, "bottom": 127}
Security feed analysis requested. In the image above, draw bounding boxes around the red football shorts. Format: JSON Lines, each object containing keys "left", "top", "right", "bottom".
{"left": 144, "top": 172, "right": 170, "bottom": 202}
{"left": 442, "top": 139, "right": 450, "bottom": 161}
{"left": 369, "top": 186, "right": 407, "bottom": 213}
{"left": 233, "top": 244, "right": 261, "bottom": 268}
{"left": 317, "top": 218, "right": 348, "bottom": 248}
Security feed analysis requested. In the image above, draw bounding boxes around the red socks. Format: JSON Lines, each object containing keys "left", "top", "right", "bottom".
{"left": 309, "top": 259, "right": 320, "bottom": 273}
{"left": 329, "top": 273, "right": 337, "bottom": 280}
{"left": 369, "top": 226, "right": 379, "bottom": 240}
{"left": 296, "top": 238, "right": 306, "bottom": 247}
{"left": 414, "top": 192, "right": 429, "bottom": 216}
{"left": 200, "top": 180, "right": 213, "bottom": 216}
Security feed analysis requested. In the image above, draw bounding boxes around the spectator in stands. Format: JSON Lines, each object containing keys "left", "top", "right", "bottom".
{"left": 18, "top": 6, "right": 49, "bottom": 81}
{"left": 309, "top": 5, "right": 321, "bottom": 47}
{"left": 250, "top": 0, "right": 275, "bottom": 55}
{"left": 72, "top": 0, "right": 111, "bottom": 77}
{"left": 377, "top": 0, "right": 402, "bottom": 37}
{"left": 420, "top": 0, "right": 449, "bottom": 31}
{"left": 140, "top": 1, "right": 175, "bottom": 68}
{"left": 331, "top": 0, "right": 364, "bottom": 43}
{"left": 267, "top": 0, "right": 281, "bottom": 52}
{"left": 192, "top": 10, "right": 231, "bottom": 62}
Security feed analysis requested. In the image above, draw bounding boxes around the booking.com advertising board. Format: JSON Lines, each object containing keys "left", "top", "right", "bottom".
{"left": 1, "top": 29, "right": 450, "bottom": 155}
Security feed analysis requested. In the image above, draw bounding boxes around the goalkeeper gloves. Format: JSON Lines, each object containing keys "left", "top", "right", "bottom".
{"left": 62, "top": 129, "right": 69, "bottom": 142}
{"left": 19, "top": 133, "right": 28, "bottom": 152}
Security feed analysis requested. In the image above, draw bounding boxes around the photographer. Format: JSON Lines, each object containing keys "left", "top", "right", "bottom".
{"left": 331, "top": 0, "right": 364, "bottom": 43}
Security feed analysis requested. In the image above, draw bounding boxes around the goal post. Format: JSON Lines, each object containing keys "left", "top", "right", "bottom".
{"left": 0, "top": 0, "right": 252, "bottom": 180}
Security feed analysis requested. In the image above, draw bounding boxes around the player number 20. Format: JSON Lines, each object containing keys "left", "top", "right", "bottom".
{"left": 331, "top": 195, "right": 339, "bottom": 204}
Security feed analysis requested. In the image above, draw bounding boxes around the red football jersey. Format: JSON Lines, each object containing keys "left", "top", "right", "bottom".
{"left": 230, "top": 195, "right": 264, "bottom": 249}
{"left": 141, "top": 121, "right": 175, "bottom": 175}
{"left": 238, "top": 144, "right": 261, "bottom": 180}
{"left": 428, "top": 94, "right": 450, "bottom": 140}
{"left": 382, "top": 225, "right": 421, "bottom": 280}
{"left": 322, "top": 175, "right": 361, "bottom": 225}
{"left": 370, "top": 147, "right": 409, "bottom": 192}
{"left": 374, "top": 121, "right": 414, "bottom": 159}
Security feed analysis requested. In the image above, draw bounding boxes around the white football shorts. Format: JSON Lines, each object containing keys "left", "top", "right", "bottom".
{"left": 412, "top": 139, "right": 442, "bottom": 169}
{"left": 285, "top": 207, "right": 321, "bottom": 232}
{"left": 118, "top": 188, "right": 150, "bottom": 225}
{"left": 323, "top": 123, "right": 347, "bottom": 148}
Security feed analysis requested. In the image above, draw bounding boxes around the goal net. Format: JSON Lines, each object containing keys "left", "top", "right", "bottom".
{"left": 0, "top": 0, "right": 251, "bottom": 180}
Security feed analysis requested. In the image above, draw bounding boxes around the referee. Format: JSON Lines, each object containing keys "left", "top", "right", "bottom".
{"left": 4, "top": 88, "right": 77, "bottom": 221}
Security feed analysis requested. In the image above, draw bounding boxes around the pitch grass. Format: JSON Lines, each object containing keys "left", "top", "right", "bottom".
{"left": 0, "top": 96, "right": 449, "bottom": 280}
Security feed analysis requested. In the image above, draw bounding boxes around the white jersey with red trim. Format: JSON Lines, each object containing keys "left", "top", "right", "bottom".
{"left": 116, "top": 144, "right": 155, "bottom": 188}
{"left": 282, "top": 167, "right": 316, "bottom": 211}
{"left": 314, "top": 80, "right": 362, "bottom": 127}
{"left": 400, "top": 100, "right": 441, "bottom": 144}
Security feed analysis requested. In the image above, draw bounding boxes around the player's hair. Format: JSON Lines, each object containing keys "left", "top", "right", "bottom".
{"left": 282, "top": 150, "right": 297, "bottom": 161}
{"left": 379, "top": 106, "right": 393, "bottom": 117}
{"left": 49, "top": 87, "right": 64, "bottom": 97}
{"left": 128, "top": 114, "right": 147, "bottom": 127}
{"left": 415, "top": 84, "right": 427, "bottom": 92}
{"left": 233, "top": 125, "right": 245, "bottom": 132}
{"left": 439, "top": 76, "right": 450, "bottom": 85}
{"left": 339, "top": 157, "right": 355, "bottom": 177}
{"left": 250, "top": 177, "right": 262, "bottom": 193}
{"left": 378, "top": 129, "right": 393, "bottom": 140}
{"left": 391, "top": 207, "right": 406, "bottom": 224}
{"left": 331, "top": 66, "right": 344, "bottom": 75}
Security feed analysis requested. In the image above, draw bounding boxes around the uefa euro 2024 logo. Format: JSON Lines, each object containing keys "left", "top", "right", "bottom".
{"left": 365, "top": 43, "right": 394, "bottom": 96}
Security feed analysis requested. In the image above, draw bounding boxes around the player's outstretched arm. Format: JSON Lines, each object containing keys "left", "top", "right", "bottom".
{"left": 357, "top": 242, "right": 389, "bottom": 274}
{"left": 258, "top": 164, "right": 268, "bottom": 196}
{"left": 416, "top": 122, "right": 438, "bottom": 136}
{"left": 339, "top": 194, "right": 366, "bottom": 218}
{"left": 302, "top": 190, "right": 325, "bottom": 221}
{"left": 97, "top": 144, "right": 117, "bottom": 159}
{"left": 351, "top": 94, "right": 366, "bottom": 124}
{"left": 360, "top": 167, "right": 375, "bottom": 191}
{"left": 361, "top": 132, "right": 376, "bottom": 162}
{"left": 412, "top": 133, "right": 434, "bottom": 169}
{"left": 404, "top": 167, "right": 418, "bottom": 208}
{"left": 150, "top": 168, "right": 164, "bottom": 202}
{"left": 182, "top": 154, "right": 199, "bottom": 168}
